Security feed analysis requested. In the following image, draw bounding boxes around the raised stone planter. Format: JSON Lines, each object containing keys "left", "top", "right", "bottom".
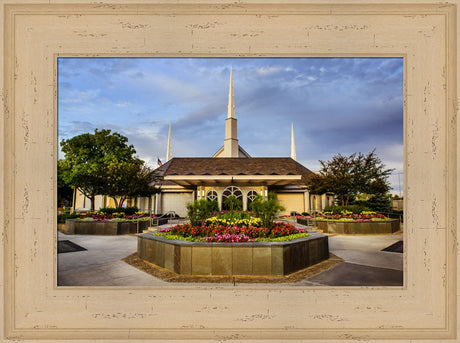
{"left": 315, "top": 219, "right": 400, "bottom": 234}
{"left": 137, "top": 232, "right": 329, "bottom": 276}
{"left": 64, "top": 219, "right": 156, "bottom": 235}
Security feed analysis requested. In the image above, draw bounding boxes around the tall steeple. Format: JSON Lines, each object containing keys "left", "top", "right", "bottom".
{"left": 291, "top": 123, "right": 296, "bottom": 161}
{"left": 227, "top": 66, "right": 235, "bottom": 119}
{"left": 166, "top": 123, "right": 172, "bottom": 162}
{"left": 222, "top": 67, "right": 239, "bottom": 157}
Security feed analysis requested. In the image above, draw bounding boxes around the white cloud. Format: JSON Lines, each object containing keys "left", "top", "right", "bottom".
{"left": 257, "top": 66, "right": 282, "bottom": 76}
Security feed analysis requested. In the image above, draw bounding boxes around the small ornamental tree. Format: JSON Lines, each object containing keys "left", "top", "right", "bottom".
{"left": 307, "top": 150, "right": 393, "bottom": 207}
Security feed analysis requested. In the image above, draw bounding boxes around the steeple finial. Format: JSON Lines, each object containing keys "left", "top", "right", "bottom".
{"left": 166, "top": 123, "right": 172, "bottom": 162}
{"left": 291, "top": 123, "right": 296, "bottom": 161}
{"left": 227, "top": 66, "right": 235, "bottom": 119}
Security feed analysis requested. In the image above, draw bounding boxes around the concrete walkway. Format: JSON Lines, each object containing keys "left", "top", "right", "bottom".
{"left": 58, "top": 226, "right": 403, "bottom": 287}
{"left": 58, "top": 232, "right": 168, "bottom": 286}
{"left": 302, "top": 233, "right": 403, "bottom": 286}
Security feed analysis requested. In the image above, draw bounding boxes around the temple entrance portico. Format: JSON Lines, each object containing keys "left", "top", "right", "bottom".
{"left": 195, "top": 184, "right": 268, "bottom": 211}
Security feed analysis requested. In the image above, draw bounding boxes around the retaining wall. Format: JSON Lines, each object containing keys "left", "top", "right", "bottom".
{"left": 64, "top": 219, "right": 164, "bottom": 235}
{"left": 314, "top": 219, "right": 400, "bottom": 234}
{"left": 138, "top": 232, "right": 329, "bottom": 276}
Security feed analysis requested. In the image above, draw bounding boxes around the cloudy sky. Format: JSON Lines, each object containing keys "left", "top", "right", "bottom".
{"left": 58, "top": 57, "right": 404, "bottom": 195}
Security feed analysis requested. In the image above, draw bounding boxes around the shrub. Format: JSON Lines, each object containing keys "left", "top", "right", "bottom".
{"left": 57, "top": 212, "right": 80, "bottom": 223}
{"left": 98, "top": 206, "right": 139, "bottom": 215}
{"left": 98, "top": 207, "right": 117, "bottom": 214}
{"left": 249, "top": 193, "right": 285, "bottom": 229}
{"left": 186, "top": 199, "right": 218, "bottom": 226}
{"left": 365, "top": 194, "right": 392, "bottom": 213}
{"left": 223, "top": 195, "right": 242, "bottom": 211}
{"left": 121, "top": 206, "right": 139, "bottom": 215}
{"left": 322, "top": 204, "right": 370, "bottom": 215}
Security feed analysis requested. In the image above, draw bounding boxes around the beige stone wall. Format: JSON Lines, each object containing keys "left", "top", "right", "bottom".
{"left": 276, "top": 192, "right": 304, "bottom": 215}
{"left": 161, "top": 192, "right": 194, "bottom": 217}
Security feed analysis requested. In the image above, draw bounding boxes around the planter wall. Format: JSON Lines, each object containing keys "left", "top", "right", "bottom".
{"left": 138, "top": 232, "right": 329, "bottom": 276}
{"left": 64, "top": 219, "right": 158, "bottom": 235}
{"left": 315, "top": 219, "right": 400, "bottom": 234}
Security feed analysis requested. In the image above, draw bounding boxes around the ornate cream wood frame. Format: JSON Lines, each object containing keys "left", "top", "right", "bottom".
{"left": 1, "top": 1, "right": 458, "bottom": 341}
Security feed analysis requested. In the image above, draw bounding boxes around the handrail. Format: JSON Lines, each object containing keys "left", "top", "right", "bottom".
{"left": 150, "top": 210, "right": 177, "bottom": 227}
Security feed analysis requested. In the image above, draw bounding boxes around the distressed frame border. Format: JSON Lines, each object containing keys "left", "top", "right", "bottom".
{"left": 1, "top": 1, "right": 458, "bottom": 341}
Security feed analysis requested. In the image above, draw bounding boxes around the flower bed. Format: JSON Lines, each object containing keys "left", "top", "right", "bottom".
{"left": 77, "top": 211, "right": 153, "bottom": 222}
{"left": 153, "top": 222, "right": 309, "bottom": 243}
{"left": 315, "top": 211, "right": 390, "bottom": 222}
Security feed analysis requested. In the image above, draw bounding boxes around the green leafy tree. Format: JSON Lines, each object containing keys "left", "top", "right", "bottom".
{"left": 249, "top": 192, "right": 285, "bottom": 229}
{"left": 57, "top": 159, "right": 74, "bottom": 208}
{"left": 59, "top": 129, "right": 154, "bottom": 211}
{"left": 307, "top": 150, "right": 393, "bottom": 207}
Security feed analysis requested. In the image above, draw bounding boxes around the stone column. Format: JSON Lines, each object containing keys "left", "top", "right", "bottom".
{"left": 242, "top": 190, "right": 248, "bottom": 211}
{"left": 322, "top": 194, "right": 327, "bottom": 211}
{"left": 155, "top": 192, "right": 162, "bottom": 215}
{"left": 304, "top": 190, "right": 310, "bottom": 214}
{"left": 217, "top": 190, "right": 223, "bottom": 210}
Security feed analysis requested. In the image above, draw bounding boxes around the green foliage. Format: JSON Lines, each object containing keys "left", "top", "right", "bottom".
{"left": 59, "top": 129, "right": 158, "bottom": 211}
{"left": 364, "top": 193, "right": 392, "bottom": 213}
{"left": 97, "top": 206, "right": 140, "bottom": 215}
{"left": 253, "top": 233, "right": 310, "bottom": 242}
{"left": 186, "top": 199, "right": 218, "bottom": 226}
{"left": 57, "top": 212, "right": 80, "bottom": 224}
{"left": 249, "top": 192, "right": 285, "bottom": 229}
{"left": 152, "top": 233, "right": 200, "bottom": 242}
{"left": 323, "top": 204, "right": 371, "bottom": 215}
{"left": 222, "top": 195, "right": 243, "bottom": 211}
{"left": 57, "top": 160, "right": 74, "bottom": 207}
{"left": 306, "top": 150, "right": 393, "bottom": 206}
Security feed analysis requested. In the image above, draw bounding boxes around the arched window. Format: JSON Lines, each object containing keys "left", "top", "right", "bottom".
{"left": 222, "top": 186, "right": 243, "bottom": 211}
{"left": 206, "top": 190, "right": 218, "bottom": 201}
{"left": 247, "top": 190, "right": 258, "bottom": 209}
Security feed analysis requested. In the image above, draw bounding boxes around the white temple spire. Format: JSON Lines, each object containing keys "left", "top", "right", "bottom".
{"left": 166, "top": 123, "right": 172, "bottom": 162}
{"left": 227, "top": 66, "right": 235, "bottom": 119}
{"left": 291, "top": 123, "right": 296, "bottom": 161}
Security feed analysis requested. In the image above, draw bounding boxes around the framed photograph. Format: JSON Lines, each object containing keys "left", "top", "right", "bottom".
{"left": 1, "top": 1, "right": 458, "bottom": 341}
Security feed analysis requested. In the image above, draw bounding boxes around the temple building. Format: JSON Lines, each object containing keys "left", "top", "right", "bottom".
{"left": 73, "top": 69, "right": 334, "bottom": 215}
{"left": 141, "top": 68, "right": 335, "bottom": 216}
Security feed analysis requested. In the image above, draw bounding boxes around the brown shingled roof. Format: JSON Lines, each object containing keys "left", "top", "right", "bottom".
{"left": 154, "top": 157, "right": 314, "bottom": 185}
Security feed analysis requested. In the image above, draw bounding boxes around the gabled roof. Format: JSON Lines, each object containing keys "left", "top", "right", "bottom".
{"left": 154, "top": 157, "right": 313, "bottom": 186}
{"left": 212, "top": 145, "right": 251, "bottom": 158}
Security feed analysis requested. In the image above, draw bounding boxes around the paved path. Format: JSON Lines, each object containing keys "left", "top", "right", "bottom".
{"left": 303, "top": 233, "right": 403, "bottom": 286}
{"left": 58, "top": 232, "right": 168, "bottom": 286}
{"left": 58, "top": 226, "right": 403, "bottom": 287}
